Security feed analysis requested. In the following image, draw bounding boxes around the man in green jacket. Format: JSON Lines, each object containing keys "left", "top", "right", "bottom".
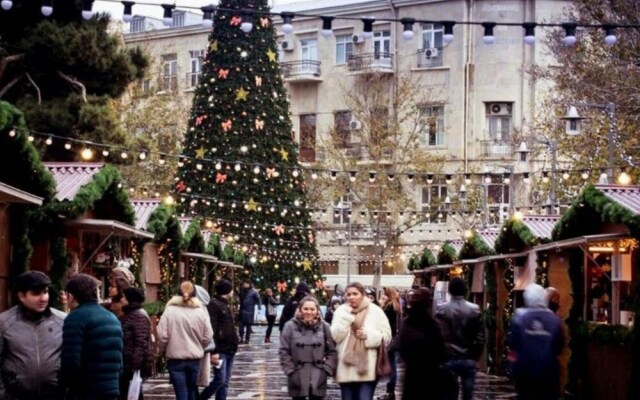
{"left": 61, "top": 274, "right": 123, "bottom": 400}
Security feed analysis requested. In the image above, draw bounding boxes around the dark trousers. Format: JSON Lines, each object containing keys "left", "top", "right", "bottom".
{"left": 386, "top": 349, "right": 398, "bottom": 394}
{"left": 265, "top": 315, "right": 276, "bottom": 340}
{"left": 201, "top": 353, "right": 236, "bottom": 400}
{"left": 238, "top": 321, "right": 253, "bottom": 342}
{"left": 443, "top": 359, "right": 476, "bottom": 400}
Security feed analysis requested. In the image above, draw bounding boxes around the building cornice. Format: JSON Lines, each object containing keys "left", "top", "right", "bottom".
{"left": 124, "top": 25, "right": 209, "bottom": 43}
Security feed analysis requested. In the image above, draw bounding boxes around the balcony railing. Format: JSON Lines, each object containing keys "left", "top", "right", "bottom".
{"left": 347, "top": 52, "right": 394, "bottom": 73}
{"left": 416, "top": 48, "right": 444, "bottom": 68}
{"left": 479, "top": 139, "right": 514, "bottom": 158}
{"left": 280, "top": 60, "right": 322, "bottom": 82}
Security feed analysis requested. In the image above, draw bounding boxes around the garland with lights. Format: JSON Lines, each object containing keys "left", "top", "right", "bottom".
{"left": 501, "top": 257, "right": 516, "bottom": 374}
{"left": 494, "top": 218, "right": 553, "bottom": 254}
{"left": 146, "top": 204, "right": 182, "bottom": 301}
{"left": 11, "top": 0, "right": 638, "bottom": 47}
{"left": 182, "top": 219, "right": 206, "bottom": 284}
{"left": 484, "top": 260, "right": 499, "bottom": 374}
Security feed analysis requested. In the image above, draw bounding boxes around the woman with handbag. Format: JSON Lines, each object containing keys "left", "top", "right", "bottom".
{"left": 377, "top": 287, "right": 402, "bottom": 400}
{"left": 330, "top": 282, "right": 392, "bottom": 400}
{"left": 279, "top": 296, "right": 338, "bottom": 400}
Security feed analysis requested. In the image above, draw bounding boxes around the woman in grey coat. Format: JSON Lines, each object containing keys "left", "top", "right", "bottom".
{"left": 279, "top": 296, "right": 337, "bottom": 400}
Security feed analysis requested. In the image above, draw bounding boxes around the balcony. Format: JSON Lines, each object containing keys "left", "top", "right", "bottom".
{"left": 416, "top": 48, "right": 444, "bottom": 68}
{"left": 280, "top": 60, "right": 322, "bottom": 83}
{"left": 479, "top": 139, "right": 514, "bottom": 158}
{"left": 347, "top": 52, "right": 394, "bottom": 74}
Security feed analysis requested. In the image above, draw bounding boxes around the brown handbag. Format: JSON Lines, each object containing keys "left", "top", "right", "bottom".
{"left": 375, "top": 341, "right": 392, "bottom": 378}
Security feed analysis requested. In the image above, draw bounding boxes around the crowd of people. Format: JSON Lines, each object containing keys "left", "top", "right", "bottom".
{"left": 0, "top": 269, "right": 565, "bottom": 400}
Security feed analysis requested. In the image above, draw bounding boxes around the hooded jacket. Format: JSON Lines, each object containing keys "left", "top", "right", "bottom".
{"left": 0, "top": 305, "right": 66, "bottom": 399}
{"left": 157, "top": 296, "right": 213, "bottom": 360}
{"left": 279, "top": 313, "right": 337, "bottom": 398}
{"left": 207, "top": 296, "right": 240, "bottom": 355}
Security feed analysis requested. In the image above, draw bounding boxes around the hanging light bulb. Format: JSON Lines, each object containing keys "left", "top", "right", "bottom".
{"left": 121, "top": 1, "right": 134, "bottom": 22}
{"left": 603, "top": 24, "right": 617, "bottom": 45}
{"left": 542, "top": 171, "right": 549, "bottom": 183}
{"left": 41, "top": 0, "right": 53, "bottom": 16}
{"left": 401, "top": 18, "right": 415, "bottom": 41}
{"left": 27, "top": 135, "right": 34, "bottom": 142}
{"left": 81, "top": 0, "right": 94, "bottom": 20}
{"left": 426, "top": 173, "right": 434, "bottom": 184}
{"left": 240, "top": 11, "right": 253, "bottom": 33}
{"left": 330, "top": 171, "right": 338, "bottom": 181}
{"left": 178, "top": 156, "right": 185, "bottom": 167}
{"left": 406, "top": 173, "right": 415, "bottom": 183}
{"left": 484, "top": 173, "right": 492, "bottom": 184}
{"left": 320, "top": 16, "right": 334, "bottom": 38}
{"left": 387, "top": 173, "right": 396, "bottom": 181}
{"left": 120, "top": 151, "right": 128, "bottom": 159}
{"left": 311, "top": 171, "right": 318, "bottom": 180}
{"left": 81, "top": 148, "right": 93, "bottom": 160}
{"left": 45, "top": 136, "right": 53, "bottom": 145}
{"left": 442, "top": 21, "right": 455, "bottom": 44}
{"left": 482, "top": 22, "right": 496, "bottom": 44}
{"left": 464, "top": 173, "right": 471, "bottom": 185}
{"left": 523, "top": 23, "right": 536, "bottom": 45}
{"left": 445, "top": 174, "right": 452, "bottom": 184}
{"left": 158, "top": 154, "right": 166, "bottom": 165}
{"left": 349, "top": 171, "right": 357, "bottom": 182}
{"left": 215, "top": 161, "right": 222, "bottom": 170}
{"left": 161, "top": 4, "right": 175, "bottom": 27}
{"left": 234, "top": 162, "right": 241, "bottom": 171}
{"left": 503, "top": 172, "right": 511, "bottom": 184}
{"left": 562, "top": 23, "right": 577, "bottom": 46}
{"left": 369, "top": 171, "right": 377, "bottom": 183}
{"left": 64, "top": 142, "right": 72, "bottom": 150}
{"left": 617, "top": 168, "right": 631, "bottom": 185}
{"left": 1, "top": 0, "right": 13, "bottom": 11}
{"left": 581, "top": 170, "right": 589, "bottom": 180}
{"left": 562, "top": 171, "right": 570, "bottom": 180}
{"left": 102, "top": 149, "right": 109, "bottom": 157}
{"left": 201, "top": 5, "right": 215, "bottom": 29}
{"left": 196, "top": 163, "right": 203, "bottom": 170}
{"left": 361, "top": 17, "right": 375, "bottom": 39}
{"left": 281, "top": 12, "right": 295, "bottom": 34}
{"left": 523, "top": 172, "right": 530, "bottom": 184}
{"left": 139, "top": 150, "right": 147, "bottom": 160}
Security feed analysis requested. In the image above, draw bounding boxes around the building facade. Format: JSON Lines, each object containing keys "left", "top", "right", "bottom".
{"left": 123, "top": 0, "right": 571, "bottom": 288}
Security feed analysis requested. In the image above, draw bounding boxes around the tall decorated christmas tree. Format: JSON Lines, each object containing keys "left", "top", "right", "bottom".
{"left": 175, "top": 0, "right": 324, "bottom": 299}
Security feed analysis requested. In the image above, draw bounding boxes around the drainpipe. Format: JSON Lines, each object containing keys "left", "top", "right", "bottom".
{"left": 387, "top": 0, "right": 398, "bottom": 74}
{"left": 463, "top": 0, "right": 474, "bottom": 173}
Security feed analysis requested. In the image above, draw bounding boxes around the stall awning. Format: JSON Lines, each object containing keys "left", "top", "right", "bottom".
{"left": 422, "top": 264, "right": 455, "bottom": 273}
{"left": 65, "top": 219, "right": 154, "bottom": 239}
{"left": 181, "top": 252, "right": 243, "bottom": 269}
{"left": 0, "top": 182, "right": 43, "bottom": 205}
{"left": 323, "top": 274, "right": 415, "bottom": 289}
{"left": 533, "top": 233, "right": 629, "bottom": 252}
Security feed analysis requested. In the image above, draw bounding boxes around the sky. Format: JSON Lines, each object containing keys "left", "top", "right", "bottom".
{"left": 94, "top": 0, "right": 304, "bottom": 20}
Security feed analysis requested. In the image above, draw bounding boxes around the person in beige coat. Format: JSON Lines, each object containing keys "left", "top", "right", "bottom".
{"left": 331, "top": 282, "right": 391, "bottom": 400}
{"left": 157, "top": 281, "right": 213, "bottom": 400}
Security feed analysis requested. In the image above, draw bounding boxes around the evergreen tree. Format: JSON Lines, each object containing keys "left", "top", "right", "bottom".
{"left": 0, "top": 1, "right": 148, "bottom": 161}
{"left": 175, "top": 0, "right": 323, "bottom": 298}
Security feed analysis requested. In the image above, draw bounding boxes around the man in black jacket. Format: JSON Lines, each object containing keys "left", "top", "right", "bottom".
{"left": 436, "top": 277, "right": 485, "bottom": 400}
{"left": 201, "top": 279, "right": 240, "bottom": 400}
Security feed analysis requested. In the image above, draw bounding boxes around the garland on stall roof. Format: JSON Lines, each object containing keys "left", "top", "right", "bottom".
{"left": 147, "top": 204, "right": 183, "bottom": 301}
{"left": 484, "top": 260, "right": 498, "bottom": 374}
{"left": 438, "top": 241, "right": 458, "bottom": 264}
{"left": 182, "top": 219, "right": 206, "bottom": 284}
{"left": 495, "top": 218, "right": 551, "bottom": 254}
{"left": 501, "top": 258, "right": 516, "bottom": 373}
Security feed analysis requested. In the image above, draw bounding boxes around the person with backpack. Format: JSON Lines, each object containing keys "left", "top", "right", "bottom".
{"left": 279, "top": 296, "right": 337, "bottom": 400}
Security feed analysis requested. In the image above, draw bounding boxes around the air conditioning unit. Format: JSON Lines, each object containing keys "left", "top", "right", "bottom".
{"left": 349, "top": 118, "right": 362, "bottom": 130}
{"left": 352, "top": 34, "right": 365, "bottom": 44}
{"left": 281, "top": 40, "right": 294, "bottom": 51}
{"left": 488, "top": 103, "right": 512, "bottom": 115}
{"left": 335, "top": 232, "right": 346, "bottom": 240}
{"left": 424, "top": 47, "right": 439, "bottom": 59}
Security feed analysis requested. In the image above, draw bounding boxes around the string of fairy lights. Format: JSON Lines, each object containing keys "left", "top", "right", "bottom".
{"left": 4, "top": 0, "right": 638, "bottom": 47}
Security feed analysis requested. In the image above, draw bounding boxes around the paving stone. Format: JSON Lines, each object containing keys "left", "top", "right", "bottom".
{"left": 143, "top": 326, "right": 516, "bottom": 399}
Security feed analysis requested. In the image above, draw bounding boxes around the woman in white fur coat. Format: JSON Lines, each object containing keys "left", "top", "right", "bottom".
{"left": 330, "top": 282, "right": 392, "bottom": 400}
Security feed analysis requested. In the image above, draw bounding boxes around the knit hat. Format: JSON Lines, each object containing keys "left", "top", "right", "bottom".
{"left": 16, "top": 271, "right": 51, "bottom": 292}
{"left": 295, "top": 282, "right": 310, "bottom": 294}
{"left": 195, "top": 285, "right": 210, "bottom": 305}
{"left": 112, "top": 267, "right": 135, "bottom": 288}
{"left": 215, "top": 279, "right": 233, "bottom": 296}
{"left": 66, "top": 274, "right": 98, "bottom": 304}
{"left": 123, "top": 287, "right": 145, "bottom": 304}
{"left": 524, "top": 284, "right": 548, "bottom": 309}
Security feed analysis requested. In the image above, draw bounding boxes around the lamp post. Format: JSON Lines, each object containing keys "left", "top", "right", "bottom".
{"left": 561, "top": 102, "right": 616, "bottom": 183}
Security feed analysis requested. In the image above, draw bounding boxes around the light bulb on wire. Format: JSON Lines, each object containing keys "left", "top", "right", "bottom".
{"left": 1, "top": 0, "right": 13, "bottom": 11}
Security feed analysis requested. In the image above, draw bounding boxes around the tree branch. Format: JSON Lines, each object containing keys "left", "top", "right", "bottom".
{"left": 25, "top": 73, "right": 41, "bottom": 105}
{"left": 0, "top": 75, "right": 22, "bottom": 98}
{"left": 0, "top": 53, "right": 25, "bottom": 83}
{"left": 57, "top": 71, "right": 87, "bottom": 102}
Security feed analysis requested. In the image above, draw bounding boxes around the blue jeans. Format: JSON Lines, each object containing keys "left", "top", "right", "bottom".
{"left": 339, "top": 381, "right": 377, "bottom": 400}
{"left": 200, "top": 353, "right": 236, "bottom": 400}
{"left": 167, "top": 359, "right": 201, "bottom": 400}
{"left": 386, "top": 349, "right": 398, "bottom": 393}
{"left": 443, "top": 359, "right": 476, "bottom": 400}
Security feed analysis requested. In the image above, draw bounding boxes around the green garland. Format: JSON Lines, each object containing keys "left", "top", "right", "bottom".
{"left": 484, "top": 261, "right": 498, "bottom": 373}
{"left": 576, "top": 321, "right": 634, "bottom": 347}
{"left": 495, "top": 218, "right": 551, "bottom": 254}
{"left": 146, "top": 205, "right": 182, "bottom": 301}
{"left": 437, "top": 241, "right": 458, "bottom": 264}
{"left": 419, "top": 248, "right": 437, "bottom": 269}
{"left": 459, "top": 233, "right": 496, "bottom": 259}
{"left": 182, "top": 219, "right": 206, "bottom": 283}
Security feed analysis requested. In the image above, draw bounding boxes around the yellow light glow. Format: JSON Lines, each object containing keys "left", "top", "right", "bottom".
{"left": 617, "top": 172, "right": 632, "bottom": 185}
{"left": 464, "top": 229, "right": 473, "bottom": 239}
{"left": 513, "top": 211, "right": 524, "bottom": 220}
{"left": 163, "top": 195, "right": 174, "bottom": 205}
{"left": 81, "top": 148, "right": 93, "bottom": 160}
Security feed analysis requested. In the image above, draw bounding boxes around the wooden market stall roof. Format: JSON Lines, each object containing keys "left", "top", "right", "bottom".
{"left": 65, "top": 218, "right": 154, "bottom": 239}
{"left": 45, "top": 162, "right": 104, "bottom": 201}
{"left": 131, "top": 199, "right": 161, "bottom": 230}
{"left": 595, "top": 184, "right": 640, "bottom": 215}
{"left": 495, "top": 214, "right": 560, "bottom": 253}
{"left": 182, "top": 252, "right": 243, "bottom": 268}
{"left": 0, "top": 182, "right": 43, "bottom": 205}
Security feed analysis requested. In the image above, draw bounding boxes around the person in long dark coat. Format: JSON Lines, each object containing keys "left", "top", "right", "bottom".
{"left": 238, "top": 281, "right": 261, "bottom": 344}
{"left": 279, "top": 296, "right": 337, "bottom": 400}
{"left": 397, "top": 287, "right": 452, "bottom": 400}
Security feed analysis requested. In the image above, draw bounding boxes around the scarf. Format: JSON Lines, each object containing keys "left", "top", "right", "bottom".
{"left": 342, "top": 297, "right": 371, "bottom": 375}
{"left": 294, "top": 310, "right": 322, "bottom": 328}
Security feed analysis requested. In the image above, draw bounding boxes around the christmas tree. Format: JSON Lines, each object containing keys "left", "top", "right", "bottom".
{"left": 175, "top": 0, "right": 324, "bottom": 299}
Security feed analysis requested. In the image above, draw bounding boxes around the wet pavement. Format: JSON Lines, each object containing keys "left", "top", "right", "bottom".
{"left": 143, "top": 326, "right": 515, "bottom": 399}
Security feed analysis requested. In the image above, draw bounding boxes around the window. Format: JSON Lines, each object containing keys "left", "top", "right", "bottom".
{"left": 187, "top": 50, "right": 204, "bottom": 89}
{"left": 420, "top": 106, "right": 445, "bottom": 146}
{"left": 172, "top": 11, "right": 185, "bottom": 27}
{"left": 160, "top": 54, "right": 178, "bottom": 92}
{"left": 422, "top": 23, "right": 443, "bottom": 50}
{"left": 300, "top": 39, "right": 318, "bottom": 73}
{"left": 336, "top": 34, "right": 353, "bottom": 65}
{"left": 299, "top": 114, "right": 316, "bottom": 162}
{"left": 334, "top": 111, "right": 351, "bottom": 148}
{"left": 373, "top": 30, "right": 391, "bottom": 58}
{"left": 485, "top": 103, "right": 513, "bottom": 140}
{"left": 333, "top": 195, "right": 352, "bottom": 224}
{"left": 141, "top": 79, "right": 151, "bottom": 93}
{"left": 420, "top": 182, "right": 448, "bottom": 222}
{"left": 130, "top": 17, "right": 145, "bottom": 33}
{"left": 319, "top": 261, "right": 339, "bottom": 275}
{"left": 486, "top": 175, "right": 510, "bottom": 205}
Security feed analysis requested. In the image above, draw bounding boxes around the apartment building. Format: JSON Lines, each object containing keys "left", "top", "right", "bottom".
{"left": 123, "top": 0, "right": 571, "bottom": 288}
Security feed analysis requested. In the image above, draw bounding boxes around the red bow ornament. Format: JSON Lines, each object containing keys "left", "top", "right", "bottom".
{"left": 221, "top": 120, "right": 232, "bottom": 132}
{"left": 175, "top": 181, "right": 186, "bottom": 192}
{"left": 230, "top": 16, "right": 242, "bottom": 26}
{"left": 277, "top": 281, "right": 288, "bottom": 293}
{"left": 195, "top": 115, "right": 206, "bottom": 126}
{"left": 215, "top": 173, "right": 227, "bottom": 184}
{"left": 218, "top": 69, "right": 229, "bottom": 79}
{"left": 273, "top": 224, "right": 285, "bottom": 236}
{"left": 255, "top": 119, "right": 264, "bottom": 130}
